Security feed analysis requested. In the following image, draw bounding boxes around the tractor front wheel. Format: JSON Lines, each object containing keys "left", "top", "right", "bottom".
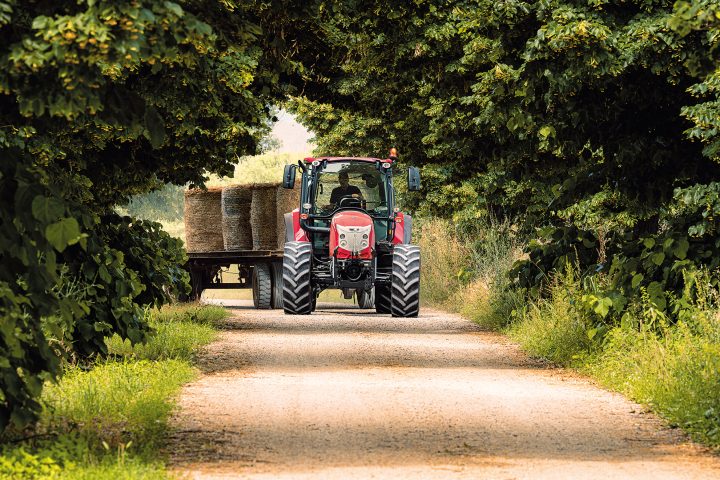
{"left": 271, "top": 261, "right": 284, "bottom": 309}
{"left": 390, "top": 244, "right": 421, "bottom": 317}
{"left": 282, "top": 242, "right": 314, "bottom": 314}
{"left": 357, "top": 288, "right": 375, "bottom": 309}
{"left": 375, "top": 285, "right": 391, "bottom": 314}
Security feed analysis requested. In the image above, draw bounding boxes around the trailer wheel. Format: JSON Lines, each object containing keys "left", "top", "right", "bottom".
{"left": 282, "top": 242, "right": 313, "bottom": 314}
{"left": 357, "top": 288, "right": 375, "bottom": 309}
{"left": 271, "top": 261, "right": 284, "bottom": 309}
{"left": 390, "top": 244, "right": 421, "bottom": 318}
{"left": 252, "top": 263, "right": 272, "bottom": 309}
{"left": 189, "top": 264, "right": 208, "bottom": 301}
{"left": 375, "top": 285, "right": 391, "bottom": 314}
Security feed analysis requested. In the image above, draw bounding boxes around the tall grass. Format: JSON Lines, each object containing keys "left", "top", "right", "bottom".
{"left": 106, "top": 304, "right": 226, "bottom": 360}
{"left": 418, "top": 217, "right": 523, "bottom": 329}
{"left": 1, "top": 304, "right": 229, "bottom": 479}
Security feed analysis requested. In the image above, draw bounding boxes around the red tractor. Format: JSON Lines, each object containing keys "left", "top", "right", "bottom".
{"left": 280, "top": 150, "right": 421, "bottom": 317}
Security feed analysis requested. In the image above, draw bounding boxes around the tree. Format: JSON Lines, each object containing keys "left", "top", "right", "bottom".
{"left": 0, "top": 0, "right": 307, "bottom": 429}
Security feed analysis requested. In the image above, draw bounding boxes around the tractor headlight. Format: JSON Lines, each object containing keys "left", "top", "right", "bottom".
{"left": 340, "top": 234, "right": 345, "bottom": 239}
{"left": 361, "top": 241, "right": 368, "bottom": 248}
{"left": 340, "top": 240, "right": 348, "bottom": 248}
{"left": 362, "top": 234, "right": 368, "bottom": 239}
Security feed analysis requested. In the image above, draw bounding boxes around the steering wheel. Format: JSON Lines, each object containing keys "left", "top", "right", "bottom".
{"left": 339, "top": 196, "right": 363, "bottom": 209}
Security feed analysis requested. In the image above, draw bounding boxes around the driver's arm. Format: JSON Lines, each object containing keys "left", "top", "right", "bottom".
{"left": 329, "top": 187, "right": 342, "bottom": 206}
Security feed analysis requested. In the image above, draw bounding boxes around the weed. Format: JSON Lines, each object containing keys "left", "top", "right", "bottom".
{"left": 509, "top": 268, "right": 597, "bottom": 365}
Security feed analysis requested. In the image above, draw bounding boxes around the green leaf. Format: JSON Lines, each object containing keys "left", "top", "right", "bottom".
{"left": 538, "top": 125, "right": 556, "bottom": 138}
{"left": 674, "top": 238, "right": 689, "bottom": 259}
{"left": 594, "top": 297, "right": 613, "bottom": 317}
{"left": 144, "top": 107, "right": 166, "bottom": 149}
{"left": 631, "top": 273, "right": 644, "bottom": 289}
{"left": 643, "top": 238, "right": 656, "bottom": 249}
{"left": 31, "top": 195, "right": 64, "bottom": 223}
{"left": 45, "top": 217, "right": 81, "bottom": 252}
{"left": 651, "top": 252, "right": 665, "bottom": 266}
{"left": 164, "top": 1, "right": 184, "bottom": 17}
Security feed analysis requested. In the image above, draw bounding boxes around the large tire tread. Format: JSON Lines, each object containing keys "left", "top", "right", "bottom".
{"left": 390, "top": 244, "right": 421, "bottom": 318}
{"left": 282, "top": 242, "right": 314, "bottom": 315}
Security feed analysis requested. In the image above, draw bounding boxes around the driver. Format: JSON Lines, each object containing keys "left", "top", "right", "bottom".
{"left": 330, "top": 171, "right": 362, "bottom": 207}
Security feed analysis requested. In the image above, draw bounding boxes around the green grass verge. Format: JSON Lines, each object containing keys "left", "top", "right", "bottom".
{"left": 0, "top": 303, "right": 229, "bottom": 479}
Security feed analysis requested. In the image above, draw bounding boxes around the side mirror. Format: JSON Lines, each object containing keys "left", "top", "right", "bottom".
{"left": 408, "top": 166, "right": 421, "bottom": 191}
{"left": 283, "top": 164, "right": 297, "bottom": 189}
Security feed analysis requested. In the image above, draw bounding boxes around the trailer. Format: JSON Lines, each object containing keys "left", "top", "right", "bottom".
{"left": 186, "top": 249, "right": 285, "bottom": 309}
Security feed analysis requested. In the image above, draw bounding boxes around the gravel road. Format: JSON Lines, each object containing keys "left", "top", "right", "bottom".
{"left": 168, "top": 301, "right": 720, "bottom": 479}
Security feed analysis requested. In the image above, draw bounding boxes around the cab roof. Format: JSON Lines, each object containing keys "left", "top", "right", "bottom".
{"left": 304, "top": 156, "right": 388, "bottom": 163}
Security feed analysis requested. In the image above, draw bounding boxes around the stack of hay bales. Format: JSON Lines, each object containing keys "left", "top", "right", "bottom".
{"left": 184, "top": 187, "right": 224, "bottom": 252}
{"left": 185, "top": 181, "right": 302, "bottom": 253}
{"left": 221, "top": 185, "right": 253, "bottom": 250}
{"left": 250, "top": 182, "right": 279, "bottom": 250}
{"left": 276, "top": 183, "right": 301, "bottom": 248}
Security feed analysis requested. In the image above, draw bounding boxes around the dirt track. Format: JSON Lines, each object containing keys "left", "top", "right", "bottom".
{"left": 168, "top": 301, "right": 720, "bottom": 479}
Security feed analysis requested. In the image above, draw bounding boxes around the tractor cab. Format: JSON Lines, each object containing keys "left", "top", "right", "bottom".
{"left": 281, "top": 151, "right": 421, "bottom": 317}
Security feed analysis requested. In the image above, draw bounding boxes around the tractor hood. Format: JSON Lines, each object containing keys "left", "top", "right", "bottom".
{"left": 330, "top": 211, "right": 375, "bottom": 259}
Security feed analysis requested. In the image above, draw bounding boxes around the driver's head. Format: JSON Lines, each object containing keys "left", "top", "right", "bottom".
{"left": 363, "top": 174, "right": 378, "bottom": 188}
{"left": 339, "top": 171, "right": 349, "bottom": 188}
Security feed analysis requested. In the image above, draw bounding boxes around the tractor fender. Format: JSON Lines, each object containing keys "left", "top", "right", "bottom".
{"left": 288, "top": 209, "right": 308, "bottom": 242}
{"left": 392, "top": 212, "right": 412, "bottom": 244}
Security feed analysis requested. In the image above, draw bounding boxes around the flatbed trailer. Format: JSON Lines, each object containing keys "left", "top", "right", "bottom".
{"left": 187, "top": 250, "right": 285, "bottom": 309}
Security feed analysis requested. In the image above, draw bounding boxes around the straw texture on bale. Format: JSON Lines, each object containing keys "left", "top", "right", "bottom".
{"left": 221, "top": 185, "right": 253, "bottom": 250}
{"left": 184, "top": 188, "right": 224, "bottom": 252}
{"left": 276, "top": 183, "right": 301, "bottom": 249}
{"left": 250, "top": 182, "right": 280, "bottom": 250}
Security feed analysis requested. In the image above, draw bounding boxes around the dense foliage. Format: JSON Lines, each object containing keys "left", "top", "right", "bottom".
{"left": 289, "top": 0, "right": 720, "bottom": 320}
{"left": 0, "top": 0, "right": 309, "bottom": 429}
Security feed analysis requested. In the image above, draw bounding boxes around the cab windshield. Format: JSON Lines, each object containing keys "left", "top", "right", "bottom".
{"left": 314, "top": 161, "right": 387, "bottom": 215}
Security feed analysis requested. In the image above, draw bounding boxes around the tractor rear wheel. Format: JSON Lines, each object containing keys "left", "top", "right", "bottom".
{"left": 375, "top": 285, "right": 391, "bottom": 313}
{"left": 357, "top": 288, "right": 374, "bottom": 308}
{"left": 390, "top": 244, "right": 420, "bottom": 317}
{"left": 282, "top": 242, "right": 314, "bottom": 314}
{"left": 252, "top": 263, "right": 272, "bottom": 309}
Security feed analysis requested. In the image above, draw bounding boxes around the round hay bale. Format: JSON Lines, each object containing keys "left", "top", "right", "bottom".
{"left": 250, "top": 183, "right": 280, "bottom": 250}
{"left": 222, "top": 185, "right": 253, "bottom": 250}
{"left": 184, "top": 188, "right": 224, "bottom": 252}
{"left": 276, "top": 184, "right": 301, "bottom": 249}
